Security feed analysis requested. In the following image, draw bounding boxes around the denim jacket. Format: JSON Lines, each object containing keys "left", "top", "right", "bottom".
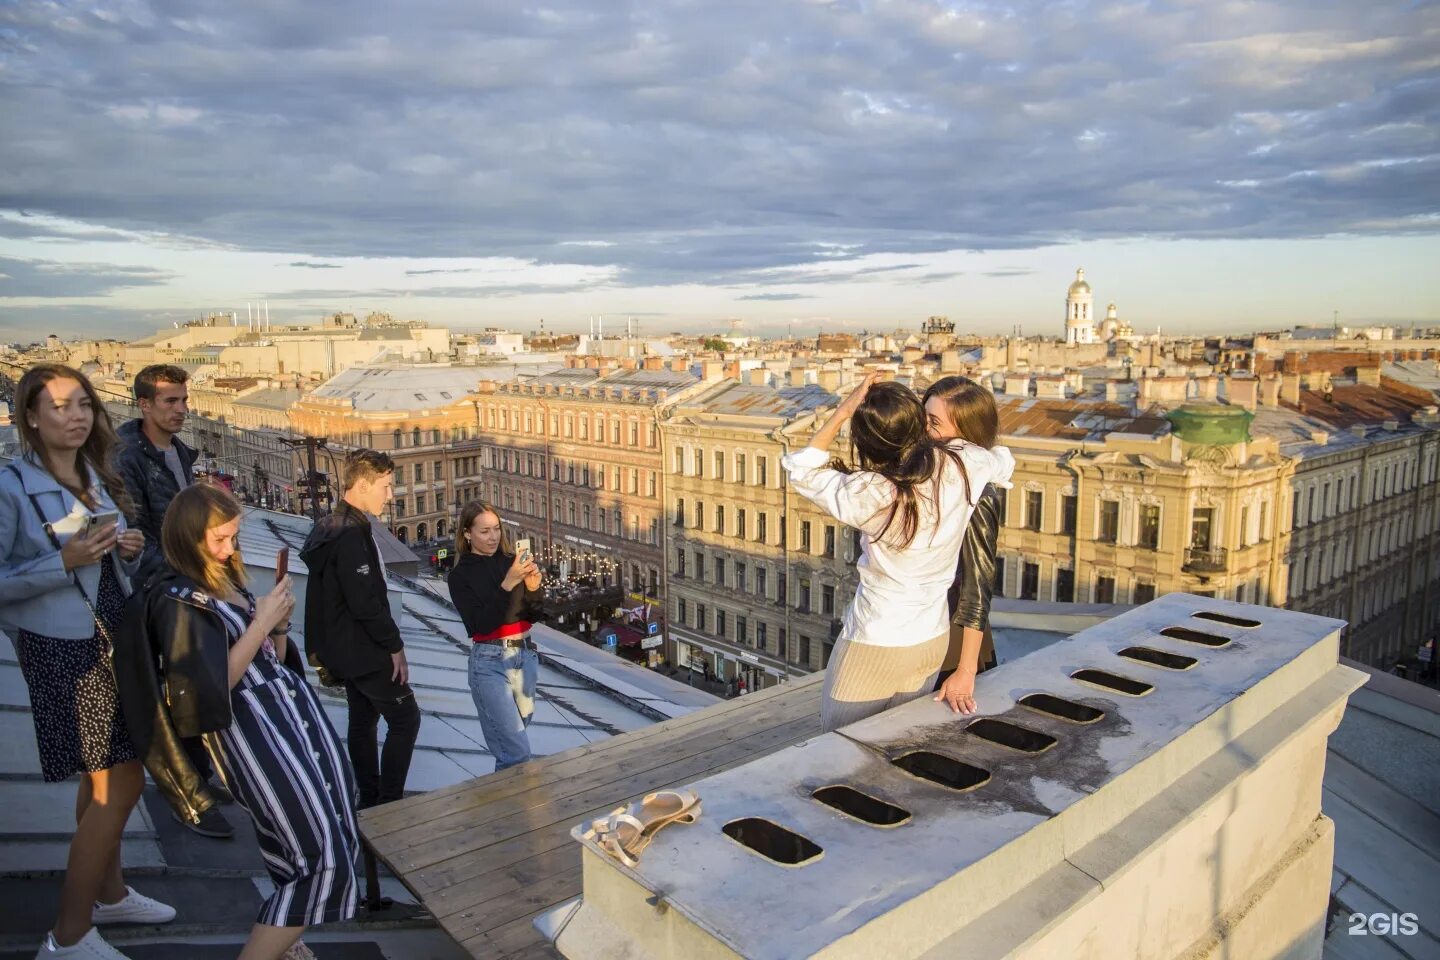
{"left": 0, "top": 454, "right": 139, "bottom": 640}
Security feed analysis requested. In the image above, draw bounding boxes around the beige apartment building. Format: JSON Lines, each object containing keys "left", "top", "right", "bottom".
{"left": 287, "top": 364, "right": 496, "bottom": 543}
{"left": 469, "top": 366, "right": 700, "bottom": 605}
{"left": 661, "top": 380, "right": 860, "bottom": 691}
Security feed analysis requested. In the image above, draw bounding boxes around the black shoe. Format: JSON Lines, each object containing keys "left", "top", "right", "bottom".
{"left": 173, "top": 805, "right": 236, "bottom": 839}
{"left": 206, "top": 779, "right": 235, "bottom": 804}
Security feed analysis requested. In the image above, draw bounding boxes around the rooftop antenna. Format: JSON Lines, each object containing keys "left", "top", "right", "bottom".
{"left": 247, "top": 302, "right": 253, "bottom": 332}
{"left": 1332, "top": 309, "right": 1339, "bottom": 340}
{"left": 264, "top": 300, "right": 271, "bottom": 332}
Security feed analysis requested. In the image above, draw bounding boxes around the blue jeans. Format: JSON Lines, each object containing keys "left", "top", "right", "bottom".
{"left": 468, "top": 642, "right": 538, "bottom": 771}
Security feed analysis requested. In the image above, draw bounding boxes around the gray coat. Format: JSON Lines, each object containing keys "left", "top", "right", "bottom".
{"left": 0, "top": 454, "right": 140, "bottom": 640}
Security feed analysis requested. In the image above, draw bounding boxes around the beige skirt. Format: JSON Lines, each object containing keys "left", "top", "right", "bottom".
{"left": 820, "top": 631, "right": 949, "bottom": 733}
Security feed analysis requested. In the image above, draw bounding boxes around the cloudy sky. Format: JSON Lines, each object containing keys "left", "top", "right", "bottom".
{"left": 1, "top": 0, "right": 1437, "bottom": 341}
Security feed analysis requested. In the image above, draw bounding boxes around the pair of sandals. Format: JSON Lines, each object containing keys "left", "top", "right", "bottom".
{"left": 583, "top": 789, "right": 702, "bottom": 867}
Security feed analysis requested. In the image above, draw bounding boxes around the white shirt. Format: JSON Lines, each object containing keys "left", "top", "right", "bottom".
{"left": 782, "top": 441, "right": 1016, "bottom": 649}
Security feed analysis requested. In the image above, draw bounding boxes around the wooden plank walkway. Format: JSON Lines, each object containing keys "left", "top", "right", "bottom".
{"left": 360, "top": 673, "right": 825, "bottom": 958}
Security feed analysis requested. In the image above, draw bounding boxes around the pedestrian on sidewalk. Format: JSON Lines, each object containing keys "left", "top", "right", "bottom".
{"left": 448, "top": 501, "right": 544, "bottom": 771}
{"left": 300, "top": 449, "right": 419, "bottom": 809}
{"left": 0, "top": 364, "right": 175, "bottom": 960}
{"left": 114, "top": 363, "right": 235, "bottom": 840}
{"left": 132, "top": 483, "right": 358, "bottom": 960}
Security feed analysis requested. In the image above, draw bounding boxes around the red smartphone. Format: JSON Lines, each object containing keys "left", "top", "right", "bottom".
{"left": 275, "top": 546, "right": 290, "bottom": 581}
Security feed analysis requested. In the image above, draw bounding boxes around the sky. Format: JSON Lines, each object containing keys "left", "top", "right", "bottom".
{"left": 1, "top": 0, "right": 1437, "bottom": 342}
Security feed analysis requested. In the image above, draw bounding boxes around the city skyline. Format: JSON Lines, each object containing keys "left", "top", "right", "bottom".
{"left": 2, "top": 1, "right": 1438, "bottom": 339}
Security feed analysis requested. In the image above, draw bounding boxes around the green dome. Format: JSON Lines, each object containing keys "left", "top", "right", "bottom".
{"left": 1166, "top": 403, "right": 1253, "bottom": 445}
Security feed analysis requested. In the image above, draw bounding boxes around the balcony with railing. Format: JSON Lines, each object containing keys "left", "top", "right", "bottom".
{"left": 1183, "top": 545, "right": 1229, "bottom": 573}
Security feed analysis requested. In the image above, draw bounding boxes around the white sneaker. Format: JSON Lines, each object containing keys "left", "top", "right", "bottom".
{"left": 35, "top": 928, "right": 132, "bottom": 959}
{"left": 91, "top": 885, "right": 177, "bottom": 925}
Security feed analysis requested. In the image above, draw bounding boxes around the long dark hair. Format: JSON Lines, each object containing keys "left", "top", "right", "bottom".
{"left": 15, "top": 362, "right": 134, "bottom": 519}
{"left": 922, "top": 376, "right": 999, "bottom": 449}
{"left": 455, "top": 500, "right": 512, "bottom": 558}
{"left": 834, "top": 381, "right": 966, "bottom": 548}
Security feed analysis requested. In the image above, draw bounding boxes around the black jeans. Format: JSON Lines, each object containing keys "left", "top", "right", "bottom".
{"left": 344, "top": 671, "right": 422, "bottom": 808}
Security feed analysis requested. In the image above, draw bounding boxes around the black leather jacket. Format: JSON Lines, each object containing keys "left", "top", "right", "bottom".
{"left": 113, "top": 568, "right": 305, "bottom": 822}
{"left": 944, "top": 484, "right": 1001, "bottom": 672}
{"left": 115, "top": 418, "right": 196, "bottom": 573}
{"left": 299, "top": 502, "right": 403, "bottom": 681}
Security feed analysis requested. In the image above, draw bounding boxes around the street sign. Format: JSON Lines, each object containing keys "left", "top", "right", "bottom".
{"left": 437, "top": 548, "right": 448, "bottom": 560}
{"left": 642, "top": 635, "right": 662, "bottom": 650}
{"left": 647, "top": 621, "right": 661, "bottom": 636}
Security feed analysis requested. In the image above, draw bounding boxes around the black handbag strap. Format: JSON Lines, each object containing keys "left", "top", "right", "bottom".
{"left": 5, "top": 463, "right": 117, "bottom": 653}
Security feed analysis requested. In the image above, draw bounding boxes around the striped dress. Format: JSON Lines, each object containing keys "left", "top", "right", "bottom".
{"left": 204, "top": 595, "right": 361, "bottom": 927}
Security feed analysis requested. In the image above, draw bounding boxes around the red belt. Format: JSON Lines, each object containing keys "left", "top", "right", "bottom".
{"left": 471, "top": 621, "right": 532, "bottom": 643}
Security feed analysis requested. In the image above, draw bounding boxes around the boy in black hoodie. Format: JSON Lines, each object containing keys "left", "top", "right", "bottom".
{"left": 300, "top": 449, "right": 419, "bottom": 808}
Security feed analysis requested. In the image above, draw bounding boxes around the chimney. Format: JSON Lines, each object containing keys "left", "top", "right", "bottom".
{"left": 747, "top": 367, "right": 769, "bottom": 386}
{"left": 1227, "top": 375, "right": 1258, "bottom": 412}
{"left": 724, "top": 360, "right": 742, "bottom": 379}
{"left": 670, "top": 358, "right": 688, "bottom": 373}
{"left": 1261, "top": 374, "right": 1282, "bottom": 407}
{"left": 1137, "top": 376, "right": 1154, "bottom": 407}
{"left": 1309, "top": 430, "right": 1329, "bottom": 446}
{"left": 1354, "top": 362, "right": 1381, "bottom": 386}
{"left": 643, "top": 356, "right": 665, "bottom": 371}
{"left": 620, "top": 357, "right": 638, "bottom": 371}
{"left": 1194, "top": 375, "right": 1219, "bottom": 401}
{"left": 1280, "top": 372, "right": 1302, "bottom": 406}
{"left": 1003, "top": 373, "right": 1031, "bottom": 396}
{"left": 1383, "top": 419, "right": 1400, "bottom": 432}
{"left": 818, "top": 368, "right": 841, "bottom": 392}
{"left": 789, "top": 368, "right": 809, "bottom": 388}
{"left": 701, "top": 360, "right": 725, "bottom": 382}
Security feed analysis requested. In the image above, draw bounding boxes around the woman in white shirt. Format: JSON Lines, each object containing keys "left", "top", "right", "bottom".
{"left": 782, "top": 374, "right": 1014, "bottom": 732}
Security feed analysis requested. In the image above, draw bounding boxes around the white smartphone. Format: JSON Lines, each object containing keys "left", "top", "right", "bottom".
{"left": 83, "top": 510, "right": 121, "bottom": 536}
{"left": 515, "top": 538, "right": 532, "bottom": 565}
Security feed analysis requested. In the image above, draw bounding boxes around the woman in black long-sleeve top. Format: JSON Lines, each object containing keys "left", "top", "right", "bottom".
{"left": 447, "top": 501, "right": 544, "bottom": 771}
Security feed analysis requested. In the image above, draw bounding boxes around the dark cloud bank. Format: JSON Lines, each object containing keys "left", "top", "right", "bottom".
{"left": 1, "top": 0, "right": 1436, "bottom": 292}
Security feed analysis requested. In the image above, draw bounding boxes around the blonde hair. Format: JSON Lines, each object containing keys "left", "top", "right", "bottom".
{"left": 162, "top": 482, "right": 247, "bottom": 594}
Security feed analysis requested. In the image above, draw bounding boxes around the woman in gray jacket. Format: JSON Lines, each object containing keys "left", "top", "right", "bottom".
{"left": 1, "top": 363, "right": 174, "bottom": 960}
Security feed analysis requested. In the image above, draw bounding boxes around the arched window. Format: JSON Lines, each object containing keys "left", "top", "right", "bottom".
{"left": 396, "top": 526, "right": 409, "bottom": 543}
{"left": 417, "top": 522, "right": 428, "bottom": 542}
{"left": 436, "top": 518, "right": 447, "bottom": 538}
{"left": 392, "top": 429, "right": 402, "bottom": 449}
{"left": 411, "top": 427, "right": 421, "bottom": 447}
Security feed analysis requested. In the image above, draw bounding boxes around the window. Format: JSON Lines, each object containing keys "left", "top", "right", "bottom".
{"left": 1134, "top": 582, "right": 1156, "bottom": 604}
{"left": 694, "top": 551, "right": 705, "bottom": 579}
{"left": 1292, "top": 490, "right": 1302, "bottom": 528}
{"left": 756, "top": 621, "right": 768, "bottom": 652}
{"left": 736, "top": 453, "right": 747, "bottom": 484}
{"left": 1323, "top": 482, "right": 1331, "bottom": 516}
{"left": 696, "top": 500, "right": 704, "bottom": 529}
{"left": 799, "top": 578, "right": 812, "bottom": 613}
{"left": 1056, "top": 567, "right": 1075, "bottom": 602}
{"left": 714, "top": 451, "right": 725, "bottom": 480}
{"left": 823, "top": 525, "right": 835, "bottom": 558}
{"left": 696, "top": 603, "right": 707, "bottom": 631}
{"left": 996, "top": 487, "right": 1008, "bottom": 526}
{"left": 648, "top": 471, "right": 657, "bottom": 497}
{"left": 433, "top": 459, "right": 443, "bottom": 481}
{"left": 1096, "top": 575, "right": 1116, "bottom": 604}
{"left": 716, "top": 609, "right": 727, "bottom": 637}
{"left": 629, "top": 421, "right": 638, "bottom": 446}
{"left": 1098, "top": 499, "right": 1119, "bottom": 543}
{"left": 716, "top": 505, "right": 725, "bottom": 534}
{"left": 696, "top": 448, "right": 704, "bottom": 478}
{"left": 677, "top": 598, "right": 687, "bottom": 623}
{"left": 822, "top": 584, "right": 835, "bottom": 615}
{"left": 1061, "top": 494, "right": 1077, "bottom": 535}
{"left": 611, "top": 420, "right": 621, "bottom": 445}
{"left": 1139, "top": 504, "right": 1160, "bottom": 550}
{"left": 1020, "top": 561, "right": 1039, "bottom": 600}
{"left": 777, "top": 571, "right": 787, "bottom": 606}
{"left": 414, "top": 463, "right": 424, "bottom": 483}
{"left": 1191, "top": 507, "right": 1214, "bottom": 551}
{"left": 735, "top": 562, "right": 746, "bottom": 592}
{"left": 676, "top": 550, "right": 686, "bottom": 578}
{"left": 1025, "top": 490, "right": 1043, "bottom": 531}
{"left": 736, "top": 616, "right": 747, "bottom": 645}
{"left": 1306, "top": 487, "right": 1315, "bottom": 525}
{"left": 757, "top": 512, "right": 768, "bottom": 543}
{"left": 801, "top": 521, "right": 812, "bottom": 553}
{"left": 779, "top": 627, "right": 788, "bottom": 659}
{"left": 800, "top": 635, "right": 813, "bottom": 666}
{"left": 737, "top": 509, "right": 747, "bottom": 539}
{"left": 756, "top": 566, "right": 768, "bottom": 599}
{"left": 715, "top": 558, "right": 726, "bottom": 586}
{"left": 415, "top": 493, "right": 426, "bottom": 513}
{"left": 1239, "top": 505, "right": 1250, "bottom": 548}
{"left": 674, "top": 448, "right": 684, "bottom": 473}
{"left": 675, "top": 498, "right": 686, "bottom": 526}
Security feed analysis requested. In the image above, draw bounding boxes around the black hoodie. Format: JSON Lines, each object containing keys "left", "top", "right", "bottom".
{"left": 299, "top": 501, "right": 403, "bottom": 680}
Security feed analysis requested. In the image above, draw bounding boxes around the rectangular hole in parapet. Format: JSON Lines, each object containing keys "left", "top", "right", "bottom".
{"left": 721, "top": 818, "right": 823, "bottom": 866}
{"left": 1019, "top": 693, "right": 1105, "bottom": 724}
{"left": 1192, "top": 610, "right": 1260, "bottom": 628}
{"left": 1160, "top": 626, "right": 1232, "bottom": 648}
{"left": 1072, "top": 668, "right": 1154, "bottom": 697}
{"left": 812, "top": 786, "right": 911, "bottom": 827}
{"left": 966, "top": 718, "right": 1058, "bottom": 753}
{"left": 1119, "top": 646, "right": 1199, "bottom": 671}
{"left": 892, "top": 752, "right": 991, "bottom": 792}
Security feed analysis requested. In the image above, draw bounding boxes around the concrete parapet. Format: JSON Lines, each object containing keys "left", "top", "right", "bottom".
{"left": 554, "top": 594, "right": 1364, "bottom": 960}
